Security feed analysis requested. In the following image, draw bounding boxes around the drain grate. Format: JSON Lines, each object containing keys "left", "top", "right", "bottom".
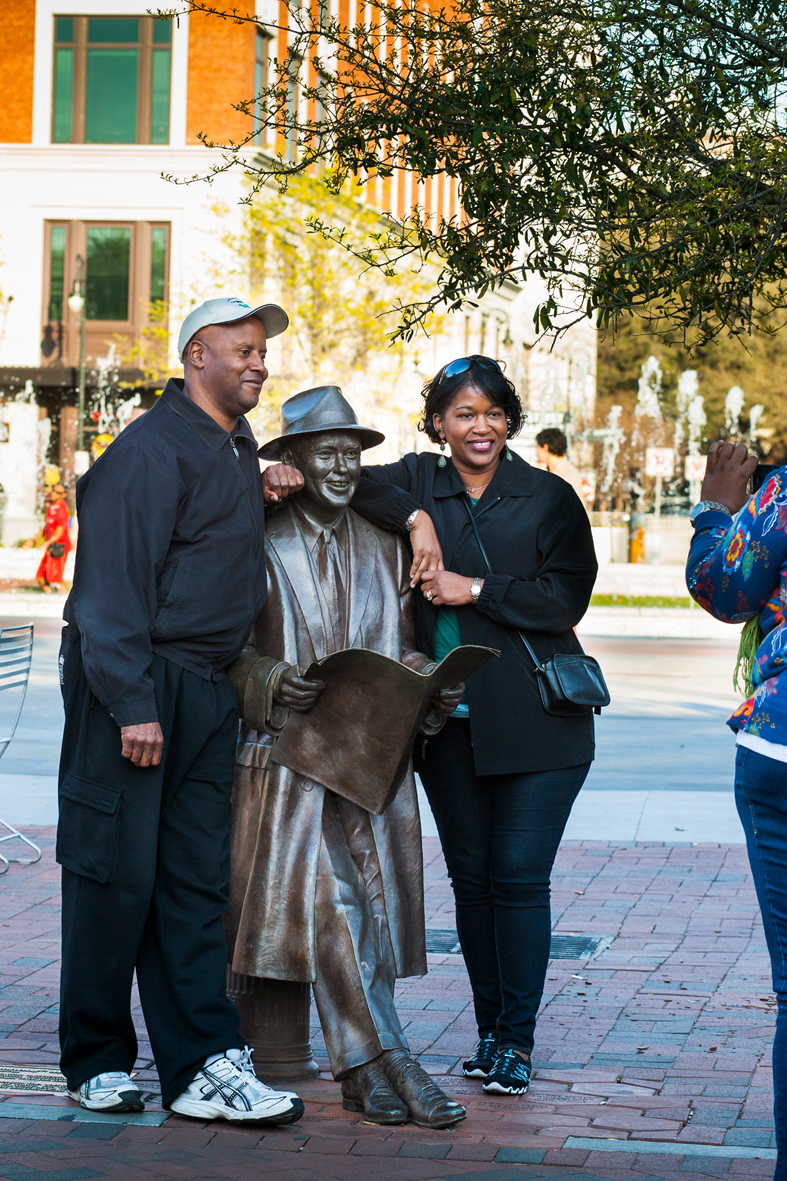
{"left": 549, "top": 934, "right": 603, "bottom": 960}
{"left": 425, "top": 929, "right": 602, "bottom": 960}
{"left": 0, "top": 1066, "right": 68, "bottom": 1094}
{"left": 425, "top": 929, "right": 463, "bottom": 954}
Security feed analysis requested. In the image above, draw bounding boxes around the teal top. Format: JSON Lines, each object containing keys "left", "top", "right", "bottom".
{"left": 431, "top": 497, "right": 476, "bottom": 717}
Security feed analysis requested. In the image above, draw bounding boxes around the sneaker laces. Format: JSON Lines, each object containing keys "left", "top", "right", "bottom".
{"left": 492, "top": 1049, "right": 531, "bottom": 1080}
{"left": 209, "top": 1048, "right": 281, "bottom": 1101}
{"left": 467, "top": 1034, "right": 498, "bottom": 1064}
{"left": 92, "top": 1072, "right": 135, "bottom": 1087}
{"left": 237, "top": 1046, "right": 255, "bottom": 1076}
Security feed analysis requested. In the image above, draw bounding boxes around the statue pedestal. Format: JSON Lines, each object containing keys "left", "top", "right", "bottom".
{"left": 227, "top": 971, "right": 321, "bottom": 1081}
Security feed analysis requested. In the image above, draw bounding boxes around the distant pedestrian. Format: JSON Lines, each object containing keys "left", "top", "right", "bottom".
{"left": 57, "top": 297, "right": 304, "bottom": 1125}
{"left": 535, "top": 428, "right": 585, "bottom": 499}
{"left": 25, "top": 484, "right": 71, "bottom": 593}
{"left": 686, "top": 441, "right": 787, "bottom": 1181}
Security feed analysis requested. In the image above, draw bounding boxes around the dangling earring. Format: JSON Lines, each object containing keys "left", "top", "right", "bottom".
{"left": 438, "top": 438, "right": 447, "bottom": 468}
{"left": 505, "top": 447, "right": 513, "bottom": 461}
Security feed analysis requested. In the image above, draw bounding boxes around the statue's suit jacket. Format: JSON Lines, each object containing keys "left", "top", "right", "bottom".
{"left": 225, "top": 501, "right": 432, "bottom": 984}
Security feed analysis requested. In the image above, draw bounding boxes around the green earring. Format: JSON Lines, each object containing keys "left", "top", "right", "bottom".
{"left": 438, "top": 440, "right": 447, "bottom": 467}
{"left": 506, "top": 447, "right": 513, "bottom": 461}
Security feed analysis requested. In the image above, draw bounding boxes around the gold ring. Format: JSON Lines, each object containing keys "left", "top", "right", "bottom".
{"left": 426, "top": 590, "right": 434, "bottom": 601}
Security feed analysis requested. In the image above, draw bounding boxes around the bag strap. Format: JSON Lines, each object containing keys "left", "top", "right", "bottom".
{"left": 462, "top": 499, "right": 545, "bottom": 674}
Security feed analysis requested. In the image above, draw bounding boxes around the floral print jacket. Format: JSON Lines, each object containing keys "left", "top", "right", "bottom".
{"left": 686, "top": 469, "right": 787, "bottom": 739}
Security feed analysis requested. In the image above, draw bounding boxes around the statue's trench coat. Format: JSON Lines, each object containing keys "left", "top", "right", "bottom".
{"left": 225, "top": 502, "right": 433, "bottom": 984}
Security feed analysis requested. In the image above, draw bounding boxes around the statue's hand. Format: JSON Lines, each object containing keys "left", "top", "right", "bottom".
{"left": 263, "top": 463, "right": 304, "bottom": 503}
{"left": 276, "top": 664, "right": 325, "bottom": 712}
{"left": 431, "top": 683, "right": 465, "bottom": 719}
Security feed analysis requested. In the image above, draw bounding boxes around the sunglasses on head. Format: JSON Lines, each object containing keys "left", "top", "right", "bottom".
{"left": 437, "top": 356, "right": 503, "bottom": 384}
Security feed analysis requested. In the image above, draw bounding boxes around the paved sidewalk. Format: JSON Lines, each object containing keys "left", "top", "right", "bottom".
{"left": 0, "top": 831, "right": 777, "bottom": 1180}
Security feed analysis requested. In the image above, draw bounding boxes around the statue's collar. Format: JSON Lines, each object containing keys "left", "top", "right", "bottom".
{"left": 290, "top": 500, "right": 348, "bottom": 551}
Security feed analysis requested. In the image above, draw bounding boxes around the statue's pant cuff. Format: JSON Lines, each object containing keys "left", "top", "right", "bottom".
{"left": 331, "top": 1031, "right": 409, "bottom": 1080}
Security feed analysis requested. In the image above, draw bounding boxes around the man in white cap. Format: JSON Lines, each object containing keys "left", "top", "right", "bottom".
{"left": 57, "top": 298, "right": 304, "bottom": 1124}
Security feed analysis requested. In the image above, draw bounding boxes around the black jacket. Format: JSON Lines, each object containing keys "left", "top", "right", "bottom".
{"left": 350, "top": 451, "right": 598, "bottom": 775}
{"left": 64, "top": 380, "right": 266, "bottom": 727}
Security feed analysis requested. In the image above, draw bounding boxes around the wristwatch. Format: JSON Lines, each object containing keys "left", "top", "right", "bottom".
{"left": 404, "top": 509, "right": 420, "bottom": 532}
{"left": 689, "top": 500, "right": 733, "bottom": 524}
{"left": 470, "top": 577, "right": 483, "bottom": 606}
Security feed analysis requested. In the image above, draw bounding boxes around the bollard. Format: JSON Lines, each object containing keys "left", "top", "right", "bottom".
{"left": 227, "top": 970, "right": 320, "bottom": 1081}
{"left": 629, "top": 511, "right": 646, "bottom": 564}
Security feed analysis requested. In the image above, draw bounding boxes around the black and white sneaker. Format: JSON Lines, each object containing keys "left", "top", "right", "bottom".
{"left": 67, "top": 1071, "right": 144, "bottom": 1112}
{"left": 170, "top": 1047, "right": 304, "bottom": 1124}
{"left": 462, "top": 1033, "right": 500, "bottom": 1079}
{"left": 482, "top": 1049, "right": 532, "bottom": 1095}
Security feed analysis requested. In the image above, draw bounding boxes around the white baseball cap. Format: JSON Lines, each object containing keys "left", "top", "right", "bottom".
{"left": 178, "top": 297, "right": 289, "bottom": 361}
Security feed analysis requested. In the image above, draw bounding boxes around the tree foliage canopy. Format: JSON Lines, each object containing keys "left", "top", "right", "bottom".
{"left": 229, "top": 173, "right": 442, "bottom": 388}
{"left": 163, "top": 0, "right": 787, "bottom": 348}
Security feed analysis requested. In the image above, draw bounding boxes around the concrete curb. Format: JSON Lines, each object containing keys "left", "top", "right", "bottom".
{"left": 578, "top": 607, "right": 740, "bottom": 639}
{"left": 565, "top": 1136, "right": 777, "bottom": 1160}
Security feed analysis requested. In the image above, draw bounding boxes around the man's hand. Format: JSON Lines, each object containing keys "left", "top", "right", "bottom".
{"left": 431, "top": 683, "right": 465, "bottom": 718}
{"left": 121, "top": 722, "right": 164, "bottom": 767}
{"left": 701, "top": 441, "right": 759, "bottom": 513}
{"left": 420, "top": 570, "right": 480, "bottom": 606}
{"left": 276, "top": 665, "right": 325, "bottom": 712}
{"left": 409, "top": 512, "right": 444, "bottom": 587}
{"left": 263, "top": 463, "right": 304, "bottom": 504}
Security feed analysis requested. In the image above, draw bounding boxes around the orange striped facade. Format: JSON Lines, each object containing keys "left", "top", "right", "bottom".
{"left": 0, "top": 0, "right": 453, "bottom": 221}
{"left": 0, "top": 0, "right": 36, "bottom": 143}
{"left": 186, "top": 8, "right": 257, "bottom": 146}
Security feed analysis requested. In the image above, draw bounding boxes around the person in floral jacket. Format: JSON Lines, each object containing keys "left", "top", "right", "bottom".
{"left": 687, "top": 440, "right": 786, "bottom": 1181}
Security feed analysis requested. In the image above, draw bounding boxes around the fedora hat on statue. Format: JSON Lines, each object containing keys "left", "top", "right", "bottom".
{"left": 258, "top": 386, "right": 385, "bottom": 460}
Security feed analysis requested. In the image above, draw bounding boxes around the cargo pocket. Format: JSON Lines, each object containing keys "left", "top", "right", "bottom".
{"left": 56, "top": 773, "right": 122, "bottom": 884}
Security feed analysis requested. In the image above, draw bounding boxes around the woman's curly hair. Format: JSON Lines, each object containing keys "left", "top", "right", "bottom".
{"left": 419, "top": 357, "right": 524, "bottom": 443}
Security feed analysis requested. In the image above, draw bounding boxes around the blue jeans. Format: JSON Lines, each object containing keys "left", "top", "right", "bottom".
{"left": 419, "top": 718, "right": 589, "bottom": 1053}
{"left": 735, "top": 745, "right": 787, "bottom": 1180}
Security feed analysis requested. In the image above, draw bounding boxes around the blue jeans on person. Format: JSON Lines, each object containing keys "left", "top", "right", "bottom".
{"left": 735, "top": 745, "right": 787, "bottom": 1180}
{"left": 418, "top": 718, "right": 590, "bottom": 1054}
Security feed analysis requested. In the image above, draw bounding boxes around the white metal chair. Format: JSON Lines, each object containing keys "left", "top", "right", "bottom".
{"left": 0, "top": 624, "right": 40, "bottom": 873}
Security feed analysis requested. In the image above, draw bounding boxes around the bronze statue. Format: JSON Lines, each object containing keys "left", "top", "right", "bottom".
{"left": 226, "top": 386, "right": 466, "bottom": 1129}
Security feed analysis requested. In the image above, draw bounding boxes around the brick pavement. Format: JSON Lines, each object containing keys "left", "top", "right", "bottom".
{"left": 0, "top": 829, "right": 778, "bottom": 1180}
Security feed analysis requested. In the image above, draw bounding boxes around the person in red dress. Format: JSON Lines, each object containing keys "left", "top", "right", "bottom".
{"left": 32, "top": 484, "right": 72, "bottom": 592}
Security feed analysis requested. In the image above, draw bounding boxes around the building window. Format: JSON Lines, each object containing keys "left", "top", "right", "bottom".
{"left": 86, "top": 227, "right": 131, "bottom": 321}
{"left": 48, "top": 226, "right": 67, "bottom": 323}
{"left": 41, "top": 221, "right": 170, "bottom": 366}
{"left": 285, "top": 54, "right": 302, "bottom": 163}
{"left": 150, "top": 225, "right": 168, "bottom": 318}
{"left": 52, "top": 15, "right": 172, "bottom": 145}
{"left": 253, "top": 29, "right": 271, "bottom": 147}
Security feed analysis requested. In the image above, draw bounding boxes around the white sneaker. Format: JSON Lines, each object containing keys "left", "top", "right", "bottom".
{"left": 170, "top": 1047, "right": 304, "bottom": 1124}
{"left": 67, "top": 1071, "right": 144, "bottom": 1112}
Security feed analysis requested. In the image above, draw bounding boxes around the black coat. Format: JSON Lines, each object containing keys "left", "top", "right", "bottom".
{"left": 64, "top": 380, "right": 266, "bottom": 727}
{"left": 350, "top": 450, "right": 598, "bottom": 775}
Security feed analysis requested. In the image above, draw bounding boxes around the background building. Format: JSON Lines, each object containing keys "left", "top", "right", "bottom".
{"left": 0, "top": 0, "right": 596, "bottom": 541}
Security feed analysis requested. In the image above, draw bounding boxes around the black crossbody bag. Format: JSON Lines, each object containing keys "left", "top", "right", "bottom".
{"left": 464, "top": 500, "right": 610, "bottom": 717}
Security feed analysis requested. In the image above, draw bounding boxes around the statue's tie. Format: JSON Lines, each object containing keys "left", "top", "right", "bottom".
{"left": 317, "top": 527, "right": 345, "bottom": 647}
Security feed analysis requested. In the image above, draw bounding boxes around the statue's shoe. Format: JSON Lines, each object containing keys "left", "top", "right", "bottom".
{"left": 379, "top": 1049, "right": 466, "bottom": 1129}
{"left": 341, "top": 1058, "right": 408, "bottom": 1124}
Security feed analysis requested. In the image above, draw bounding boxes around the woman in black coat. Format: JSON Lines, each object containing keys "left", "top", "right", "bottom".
{"left": 349, "top": 356, "right": 598, "bottom": 1096}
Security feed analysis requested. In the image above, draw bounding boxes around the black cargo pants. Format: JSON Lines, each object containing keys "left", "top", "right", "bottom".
{"left": 57, "top": 626, "right": 243, "bottom": 1106}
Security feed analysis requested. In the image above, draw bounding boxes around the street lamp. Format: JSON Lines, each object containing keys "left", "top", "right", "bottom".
{"left": 68, "top": 255, "right": 88, "bottom": 466}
